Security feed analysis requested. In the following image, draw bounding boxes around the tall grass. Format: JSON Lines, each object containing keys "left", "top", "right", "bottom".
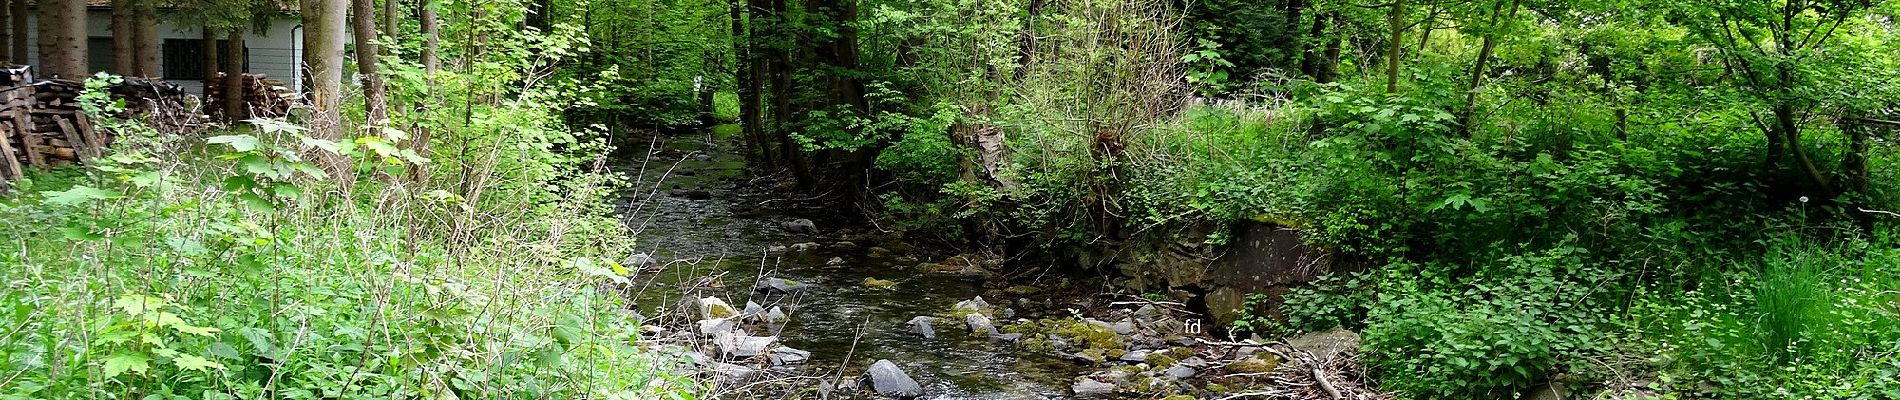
{"left": 0, "top": 87, "right": 694, "bottom": 399}
{"left": 1756, "top": 241, "right": 1834, "bottom": 363}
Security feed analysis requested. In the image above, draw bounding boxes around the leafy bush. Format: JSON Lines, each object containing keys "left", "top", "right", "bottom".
{"left": 1362, "top": 248, "right": 1609, "bottom": 398}
{"left": 1281, "top": 272, "right": 1375, "bottom": 333}
{"left": 0, "top": 77, "right": 694, "bottom": 399}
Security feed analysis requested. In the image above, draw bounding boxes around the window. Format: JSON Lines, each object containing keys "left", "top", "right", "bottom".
{"left": 161, "top": 39, "right": 248, "bottom": 80}
{"left": 87, "top": 38, "right": 114, "bottom": 74}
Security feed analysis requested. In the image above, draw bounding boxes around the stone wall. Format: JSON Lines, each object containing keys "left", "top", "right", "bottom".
{"left": 1113, "top": 221, "right": 1361, "bottom": 328}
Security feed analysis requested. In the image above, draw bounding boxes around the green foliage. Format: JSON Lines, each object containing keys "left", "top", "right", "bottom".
{"left": 872, "top": 101, "right": 962, "bottom": 183}
{"left": 0, "top": 68, "right": 691, "bottom": 400}
{"left": 1362, "top": 247, "right": 1610, "bottom": 398}
{"left": 1281, "top": 272, "right": 1375, "bottom": 333}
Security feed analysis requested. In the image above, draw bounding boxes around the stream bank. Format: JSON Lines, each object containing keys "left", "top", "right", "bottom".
{"left": 604, "top": 125, "right": 1376, "bottom": 399}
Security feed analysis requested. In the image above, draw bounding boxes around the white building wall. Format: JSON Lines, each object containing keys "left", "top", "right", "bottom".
{"left": 18, "top": 9, "right": 303, "bottom": 95}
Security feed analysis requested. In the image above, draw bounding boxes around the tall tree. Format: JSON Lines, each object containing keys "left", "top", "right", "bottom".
{"left": 382, "top": 0, "right": 397, "bottom": 37}
{"left": 1678, "top": 0, "right": 1879, "bottom": 195}
{"left": 8, "top": 0, "right": 24, "bottom": 63}
{"left": 1455, "top": 0, "right": 1520, "bottom": 136}
{"left": 133, "top": 1, "right": 160, "bottom": 77}
{"left": 737, "top": 0, "right": 771, "bottom": 170}
{"left": 223, "top": 30, "right": 245, "bottom": 120}
{"left": 304, "top": 0, "right": 350, "bottom": 179}
{"left": 1383, "top": 0, "right": 1405, "bottom": 93}
{"left": 38, "top": 0, "right": 88, "bottom": 79}
{"left": 0, "top": 0, "right": 10, "bottom": 64}
{"left": 202, "top": 26, "right": 220, "bottom": 89}
{"left": 112, "top": 0, "right": 136, "bottom": 75}
{"left": 353, "top": 0, "right": 387, "bottom": 125}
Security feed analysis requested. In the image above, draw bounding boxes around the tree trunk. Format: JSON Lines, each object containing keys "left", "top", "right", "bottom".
{"left": 1319, "top": 14, "right": 1341, "bottom": 84}
{"left": 1842, "top": 119, "right": 1867, "bottom": 195}
{"left": 111, "top": 0, "right": 135, "bottom": 76}
{"left": 37, "top": 0, "right": 87, "bottom": 79}
{"left": 767, "top": 0, "right": 808, "bottom": 185}
{"left": 1777, "top": 102, "right": 1834, "bottom": 195}
{"left": 1012, "top": 0, "right": 1043, "bottom": 83}
{"left": 1614, "top": 108, "right": 1628, "bottom": 141}
{"left": 1456, "top": 0, "right": 1518, "bottom": 136}
{"left": 202, "top": 26, "right": 219, "bottom": 93}
{"left": 8, "top": 0, "right": 25, "bottom": 64}
{"left": 1300, "top": 10, "right": 1327, "bottom": 79}
{"left": 1415, "top": 3, "right": 1439, "bottom": 60}
{"left": 304, "top": 0, "right": 351, "bottom": 181}
{"left": 382, "top": 0, "right": 398, "bottom": 39}
{"left": 420, "top": 0, "right": 438, "bottom": 73}
{"left": 407, "top": 0, "right": 439, "bottom": 185}
{"left": 223, "top": 30, "right": 245, "bottom": 121}
{"left": 0, "top": 0, "right": 10, "bottom": 64}
{"left": 353, "top": 0, "right": 387, "bottom": 125}
{"left": 133, "top": 2, "right": 159, "bottom": 77}
{"left": 738, "top": 0, "right": 772, "bottom": 170}
{"left": 526, "top": 0, "right": 551, "bottom": 31}
{"left": 1384, "top": 0, "right": 1404, "bottom": 94}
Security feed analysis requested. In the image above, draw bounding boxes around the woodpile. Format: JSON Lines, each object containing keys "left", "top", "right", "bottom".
{"left": 108, "top": 77, "right": 199, "bottom": 133}
{"left": 0, "top": 65, "right": 200, "bottom": 192}
{"left": 0, "top": 66, "right": 104, "bottom": 181}
{"left": 204, "top": 73, "right": 298, "bottom": 120}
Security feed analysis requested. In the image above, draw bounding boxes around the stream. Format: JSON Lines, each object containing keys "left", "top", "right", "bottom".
{"left": 608, "top": 125, "right": 1086, "bottom": 399}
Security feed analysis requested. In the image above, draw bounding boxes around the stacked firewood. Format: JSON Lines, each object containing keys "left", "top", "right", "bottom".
{"left": 23, "top": 79, "right": 103, "bottom": 162}
{"left": 0, "top": 67, "right": 23, "bottom": 189}
{"left": 0, "top": 65, "right": 212, "bottom": 191}
{"left": 0, "top": 67, "right": 102, "bottom": 175}
{"left": 204, "top": 73, "right": 298, "bottom": 120}
{"left": 109, "top": 77, "right": 199, "bottom": 134}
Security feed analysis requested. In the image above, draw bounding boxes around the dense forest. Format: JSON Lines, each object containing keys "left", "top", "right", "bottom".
{"left": 0, "top": 0, "right": 1897, "bottom": 398}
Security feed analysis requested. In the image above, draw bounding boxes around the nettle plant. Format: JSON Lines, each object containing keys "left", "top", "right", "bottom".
{"left": 206, "top": 120, "right": 335, "bottom": 212}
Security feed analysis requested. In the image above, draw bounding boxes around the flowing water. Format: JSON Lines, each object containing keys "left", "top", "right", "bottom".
{"left": 609, "top": 126, "right": 1084, "bottom": 399}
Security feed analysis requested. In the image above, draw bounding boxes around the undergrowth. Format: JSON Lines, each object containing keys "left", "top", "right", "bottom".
{"left": 0, "top": 77, "right": 695, "bottom": 399}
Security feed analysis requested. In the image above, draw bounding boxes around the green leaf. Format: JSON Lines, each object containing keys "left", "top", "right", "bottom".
{"left": 42, "top": 186, "right": 122, "bottom": 206}
{"left": 567, "top": 257, "right": 628, "bottom": 284}
{"left": 240, "top": 328, "right": 279, "bottom": 359}
{"left": 237, "top": 193, "right": 276, "bottom": 212}
{"left": 172, "top": 354, "right": 226, "bottom": 372}
{"left": 61, "top": 225, "right": 105, "bottom": 241}
{"left": 246, "top": 118, "right": 307, "bottom": 134}
{"left": 239, "top": 154, "right": 274, "bottom": 176}
{"left": 101, "top": 351, "right": 151, "bottom": 378}
{"left": 271, "top": 183, "right": 303, "bottom": 199}
{"left": 207, "top": 135, "right": 261, "bottom": 152}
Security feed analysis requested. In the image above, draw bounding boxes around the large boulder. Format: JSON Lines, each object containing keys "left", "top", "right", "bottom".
{"left": 769, "top": 346, "right": 812, "bottom": 365}
{"left": 697, "top": 297, "right": 739, "bottom": 320}
{"left": 906, "top": 316, "right": 937, "bottom": 339}
{"left": 965, "top": 313, "right": 998, "bottom": 336}
{"left": 953, "top": 296, "right": 992, "bottom": 316}
{"left": 1072, "top": 378, "right": 1115, "bottom": 396}
{"left": 714, "top": 332, "right": 777, "bottom": 358}
{"left": 864, "top": 359, "right": 925, "bottom": 398}
{"left": 756, "top": 277, "right": 813, "bottom": 294}
{"left": 696, "top": 318, "right": 737, "bottom": 336}
{"left": 1162, "top": 365, "right": 1197, "bottom": 380}
{"left": 1280, "top": 327, "right": 1361, "bottom": 360}
{"left": 781, "top": 219, "right": 819, "bottom": 234}
{"left": 712, "top": 362, "right": 755, "bottom": 384}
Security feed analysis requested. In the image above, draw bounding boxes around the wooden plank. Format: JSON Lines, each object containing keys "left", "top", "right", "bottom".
{"left": 0, "top": 116, "right": 21, "bottom": 181}
{"left": 55, "top": 118, "right": 88, "bottom": 161}
{"left": 72, "top": 113, "right": 98, "bottom": 153}
{"left": 14, "top": 111, "right": 43, "bottom": 168}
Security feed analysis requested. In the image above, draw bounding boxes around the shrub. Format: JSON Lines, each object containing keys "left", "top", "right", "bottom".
{"left": 1362, "top": 248, "right": 1609, "bottom": 398}
{"left": 0, "top": 77, "right": 694, "bottom": 399}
